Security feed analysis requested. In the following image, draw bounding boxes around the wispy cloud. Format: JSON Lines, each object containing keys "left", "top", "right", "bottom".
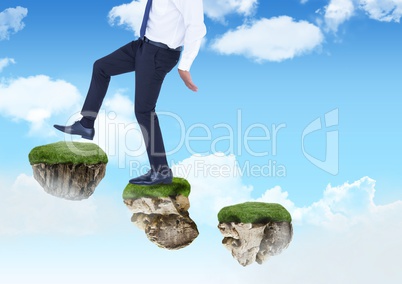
{"left": 360, "top": 0, "right": 402, "bottom": 22}
{"left": 0, "top": 57, "right": 15, "bottom": 72}
{"left": 321, "top": 0, "right": 402, "bottom": 32}
{"left": 0, "top": 174, "right": 98, "bottom": 236}
{"left": 239, "top": 209, "right": 402, "bottom": 283}
{"left": 0, "top": 6, "right": 28, "bottom": 40}
{"left": 323, "top": 0, "right": 355, "bottom": 32}
{"left": 0, "top": 173, "right": 131, "bottom": 237}
{"left": 1, "top": 153, "right": 402, "bottom": 284}
{"left": 108, "top": 0, "right": 147, "bottom": 36}
{"left": 0, "top": 75, "right": 81, "bottom": 135}
{"left": 173, "top": 153, "right": 402, "bottom": 231}
{"left": 211, "top": 16, "right": 324, "bottom": 62}
{"left": 108, "top": 0, "right": 259, "bottom": 34}
{"left": 257, "top": 176, "right": 391, "bottom": 230}
{"left": 203, "top": 0, "right": 258, "bottom": 22}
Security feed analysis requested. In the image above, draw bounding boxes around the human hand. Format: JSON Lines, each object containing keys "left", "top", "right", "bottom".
{"left": 178, "top": 69, "right": 198, "bottom": 92}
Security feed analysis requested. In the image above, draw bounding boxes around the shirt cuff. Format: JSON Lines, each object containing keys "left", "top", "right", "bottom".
{"left": 177, "top": 57, "right": 193, "bottom": 71}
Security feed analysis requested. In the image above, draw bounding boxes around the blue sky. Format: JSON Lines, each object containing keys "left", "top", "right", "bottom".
{"left": 1, "top": 0, "right": 402, "bottom": 283}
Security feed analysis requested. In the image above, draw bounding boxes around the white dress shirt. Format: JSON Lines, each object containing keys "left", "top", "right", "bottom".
{"left": 145, "top": 0, "right": 207, "bottom": 71}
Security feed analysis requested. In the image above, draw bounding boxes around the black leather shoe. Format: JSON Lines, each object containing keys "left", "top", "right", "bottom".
{"left": 129, "top": 169, "right": 173, "bottom": 185}
{"left": 128, "top": 170, "right": 153, "bottom": 183}
{"left": 54, "top": 121, "right": 95, "bottom": 140}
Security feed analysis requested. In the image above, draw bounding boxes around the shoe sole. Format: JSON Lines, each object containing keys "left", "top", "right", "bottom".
{"left": 129, "top": 178, "right": 173, "bottom": 186}
{"left": 64, "top": 130, "right": 94, "bottom": 140}
{"left": 54, "top": 125, "right": 94, "bottom": 140}
{"left": 81, "top": 134, "right": 94, "bottom": 140}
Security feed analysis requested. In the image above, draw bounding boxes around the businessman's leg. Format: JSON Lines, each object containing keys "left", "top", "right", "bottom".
{"left": 80, "top": 40, "right": 140, "bottom": 127}
{"left": 54, "top": 40, "right": 141, "bottom": 139}
{"left": 134, "top": 42, "right": 180, "bottom": 173}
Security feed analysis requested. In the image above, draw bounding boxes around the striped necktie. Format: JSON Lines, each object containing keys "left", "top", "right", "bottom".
{"left": 140, "top": 0, "right": 152, "bottom": 38}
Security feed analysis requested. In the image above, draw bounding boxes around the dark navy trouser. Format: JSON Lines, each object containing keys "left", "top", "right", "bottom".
{"left": 81, "top": 39, "right": 181, "bottom": 172}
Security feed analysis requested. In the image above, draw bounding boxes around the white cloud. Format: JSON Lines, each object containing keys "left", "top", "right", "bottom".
{"left": 203, "top": 0, "right": 258, "bottom": 21}
{"left": 321, "top": 0, "right": 402, "bottom": 32}
{"left": 211, "top": 16, "right": 324, "bottom": 62}
{"left": 108, "top": 0, "right": 147, "bottom": 36}
{"left": 0, "top": 172, "right": 131, "bottom": 237}
{"left": 324, "top": 0, "right": 355, "bottom": 32}
{"left": 1, "top": 155, "right": 392, "bottom": 235}
{"left": 0, "top": 154, "right": 401, "bottom": 283}
{"left": 241, "top": 212, "right": 402, "bottom": 283}
{"left": 0, "top": 174, "right": 99, "bottom": 236}
{"left": 0, "top": 6, "right": 28, "bottom": 40}
{"left": 174, "top": 153, "right": 402, "bottom": 232}
{"left": 359, "top": 0, "right": 402, "bottom": 22}
{"left": 259, "top": 176, "right": 380, "bottom": 230}
{"left": 0, "top": 57, "right": 15, "bottom": 72}
{"left": 1, "top": 155, "right": 402, "bottom": 283}
{"left": 108, "top": 0, "right": 258, "bottom": 32}
{"left": 0, "top": 75, "right": 81, "bottom": 134}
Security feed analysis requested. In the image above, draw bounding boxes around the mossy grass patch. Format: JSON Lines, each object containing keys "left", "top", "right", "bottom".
{"left": 218, "top": 202, "right": 292, "bottom": 224}
{"left": 123, "top": 177, "right": 190, "bottom": 199}
{"left": 28, "top": 141, "right": 108, "bottom": 165}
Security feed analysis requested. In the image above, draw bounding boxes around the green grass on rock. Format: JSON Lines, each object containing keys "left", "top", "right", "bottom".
{"left": 123, "top": 177, "right": 190, "bottom": 199}
{"left": 218, "top": 202, "right": 292, "bottom": 224}
{"left": 28, "top": 141, "right": 108, "bottom": 165}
